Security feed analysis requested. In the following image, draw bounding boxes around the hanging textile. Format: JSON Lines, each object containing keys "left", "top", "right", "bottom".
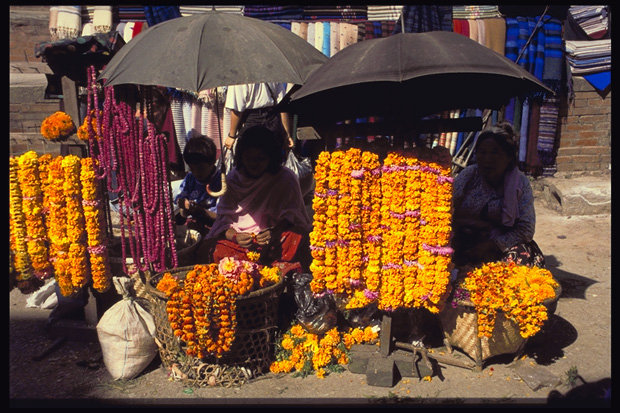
{"left": 330, "top": 22, "right": 340, "bottom": 56}
{"left": 56, "top": 6, "right": 82, "bottom": 39}
{"left": 484, "top": 18, "right": 507, "bottom": 55}
{"left": 367, "top": 5, "right": 403, "bottom": 21}
{"left": 525, "top": 99, "right": 542, "bottom": 175}
{"left": 93, "top": 6, "right": 112, "bottom": 33}
{"left": 518, "top": 100, "right": 530, "bottom": 165}
{"left": 143, "top": 6, "right": 181, "bottom": 27}
{"left": 49, "top": 6, "right": 59, "bottom": 40}
{"left": 393, "top": 5, "right": 453, "bottom": 34}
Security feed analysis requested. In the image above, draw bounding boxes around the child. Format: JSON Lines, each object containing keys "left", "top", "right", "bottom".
{"left": 174, "top": 135, "right": 222, "bottom": 237}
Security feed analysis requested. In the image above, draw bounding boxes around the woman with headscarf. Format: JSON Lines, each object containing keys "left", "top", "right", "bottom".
{"left": 451, "top": 121, "right": 545, "bottom": 268}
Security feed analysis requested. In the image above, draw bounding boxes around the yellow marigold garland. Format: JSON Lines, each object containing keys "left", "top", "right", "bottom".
{"left": 462, "top": 261, "right": 559, "bottom": 339}
{"left": 17, "top": 151, "right": 52, "bottom": 280}
{"left": 270, "top": 324, "right": 379, "bottom": 378}
{"left": 308, "top": 151, "right": 330, "bottom": 294}
{"left": 9, "top": 157, "right": 33, "bottom": 282}
{"left": 40, "top": 111, "right": 76, "bottom": 141}
{"left": 80, "top": 157, "right": 111, "bottom": 293}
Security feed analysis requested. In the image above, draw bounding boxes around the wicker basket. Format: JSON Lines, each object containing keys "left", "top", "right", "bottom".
{"left": 145, "top": 266, "right": 285, "bottom": 387}
{"left": 438, "top": 282, "right": 561, "bottom": 370}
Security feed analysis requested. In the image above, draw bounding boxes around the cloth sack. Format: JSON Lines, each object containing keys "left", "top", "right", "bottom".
{"left": 96, "top": 277, "right": 157, "bottom": 380}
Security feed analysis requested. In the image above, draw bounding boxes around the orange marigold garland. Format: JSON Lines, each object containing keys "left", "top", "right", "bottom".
{"left": 62, "top": 155, "right": 89, "bottom": 294}
{"left": 309, "top": 151, "right": 331, "bottom": 294}
{"left": 158, "top": 261, "right": 280, "bottom": 359}
{"left": 80, "top": 157, "right": 111, "bottom": 293}
{"left": 17, "top": 151, "right": 52, "bottom": 280}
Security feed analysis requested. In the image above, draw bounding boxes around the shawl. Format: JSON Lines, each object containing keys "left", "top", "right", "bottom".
{"left": 207, "top": 167, "right": 311, "bottom": 238}
{"left": 49, "top": 6, "right": 59, "bottom": 40}
{"left": 518, "top": 99, "right": 529, "bottom": 164}
{"left": 93, "top": 6, "right": 112, "bottom": 34}
{"left": 393, "top": 5, "right": 452, "bottom": 34}
{"left": 144, "top": 6, "right": 181, "bottom": 27}
{"left": 525, "top": 99, "right": 541, "bottom": 175}
{"left": 542, "top": 17, "right": 565, "bottom": 93}
{"left": 537, "top": 97, "right": 560, "bottom": 166}
{"left": 56, "top": 6, "right": 81, "bottom": 40}
{"left": 484, "top": 18, "right": 506, "bottom": 55}
{"left": 323, "top": 21, "right": 331, "bottom": 56}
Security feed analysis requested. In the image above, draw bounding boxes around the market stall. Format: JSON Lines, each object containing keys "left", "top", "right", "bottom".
{"left": 11, "top": 6, "right": 565, "bottom": 389}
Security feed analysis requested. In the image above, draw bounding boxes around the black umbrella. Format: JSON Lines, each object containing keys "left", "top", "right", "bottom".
{"left": 98, "top": 11, "right": 328, "bottom": 92}
{"left": 288, "top": 31, "right": 553, "bottom": 124}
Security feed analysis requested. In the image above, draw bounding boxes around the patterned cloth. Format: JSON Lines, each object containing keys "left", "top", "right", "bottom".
{"left": 392, "top": 5, "right": 453, "bottom": 34}
{"left": 143, "top": 6, "right": 181, "bottom": 27}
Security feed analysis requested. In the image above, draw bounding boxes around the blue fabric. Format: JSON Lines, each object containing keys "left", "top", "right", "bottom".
{"left": 393, "top": 5, "right": 453, "bottom": 34}
{"left": 174, "top": 168, "right": 222, "bottom": 211}
{"left": 583, "top": 71, "right": 611, "bottom": 91}
{"left": 143, "top": 6, "right": 181, "bottom": 27}
{"left": 519, "top": 100, "right": 529, "bottom": 163}
{"left": 542, "top": 17, "right": 564, "bottom": 93}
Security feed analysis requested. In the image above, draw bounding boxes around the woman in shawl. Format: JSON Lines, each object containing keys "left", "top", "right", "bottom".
{"left": 451, "top": 121, "right": 545, "bottom": 268}
{"left": 190, "top": 125, "right": 312, "bottom": 271}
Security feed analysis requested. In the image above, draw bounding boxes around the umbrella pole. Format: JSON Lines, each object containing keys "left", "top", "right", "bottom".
{"left": 206, "top": 87, "right": 227, "bottom": 197}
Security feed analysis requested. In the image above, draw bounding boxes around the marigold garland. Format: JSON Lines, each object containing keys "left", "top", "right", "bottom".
{"left": 80, "top": 157, "right": 112, "bottom": 293}
{"left": 9, "top": 157, "right": 33, "bottom": 282}
{"left": 17, "top": 151, "right": 52, "bottom": 280}
{"left": 157, "top": 261, "right": 281, "bottom": 359}
{"left": 460, "top": 261, "right": 559, "bottom": 339}
{"left": 40, "top": 111, "right": 76, "bottom": 141}
{"left": 308, "top": 148, "right": 454, "bottom": 313}
{"left": 62, "top": 155, "right": 89, "bottom": 295}
{"left": 269, "top": 323, "right": 379, "bottom": 378}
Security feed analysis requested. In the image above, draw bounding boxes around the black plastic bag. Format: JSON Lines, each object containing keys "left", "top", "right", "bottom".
{"left": 292, "top": 272, "right": 337, "bottom": 335}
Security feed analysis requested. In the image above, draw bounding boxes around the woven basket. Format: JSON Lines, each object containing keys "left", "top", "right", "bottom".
{"left": 438, "top": 282, "right": 561, "bottom": 369}
{"left": 145, "top": 265, "right": 285, "bottom": 387}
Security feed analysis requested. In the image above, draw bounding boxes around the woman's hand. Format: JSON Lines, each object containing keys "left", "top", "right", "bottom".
{"left": 233, "top": 232, "right": 254, "bottom": 248}
{"left": 255, "top": 228, "right": 272, "bottom": 246}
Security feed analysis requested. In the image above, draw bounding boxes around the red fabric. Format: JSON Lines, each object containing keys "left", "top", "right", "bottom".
{"left": 132, "top": 22, "right": 144, "bottom": 37}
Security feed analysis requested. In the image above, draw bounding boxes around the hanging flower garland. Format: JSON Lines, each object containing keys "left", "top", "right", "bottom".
{"left": 309, "top": 151, "right": 331, "bottom": 294}
{"left": 40, "top": 111, "right": 76, "bottom": 141}
{"left": 94, "top": 81, "right": 178, "bottom": 274}
{"left": 9, "top": 156, "right": 33, "bottom": 284}
{"left": 62, "top": 155, "right": 89, "bottom": 294}
{"left": 157, "top": 261, "right": 280, "bottom": 359}
{"left": 459, "top": 261, "right": 559, "bottom": 339}
{"left": 16, "top": 151, "right": 52, "bottom": 280}
{"left": 80, "top": 157, "right": 111, "bottom": 293}
{"left": 270, "top": 323, "right": 379, "bottom": 379}
{"left": 309, "top": 147, "right": 454, "bottom": 313}
{"left": 43, "top": 156, "right": 72, "bottom": 295}
{"left": 357, "top": 150, "right": 382, "bottom": 307}
{"left": 378, "top": 152, "right": 407, "bottom": 311}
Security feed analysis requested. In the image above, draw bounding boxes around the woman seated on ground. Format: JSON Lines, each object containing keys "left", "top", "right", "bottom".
{"left": 451, "top": 121, "right": 545, "bottom": 269}
{"left": 185, "top": 125, "right": 313, "bottom": 271}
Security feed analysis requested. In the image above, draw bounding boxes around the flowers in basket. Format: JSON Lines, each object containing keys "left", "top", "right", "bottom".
{"left": 453, "top": 261, "right": 559, "bottom": 339}
{"left": 40, "top": 111, "right": 76, "bottom": 141}
{"left": 270, "top": 323, "right": 379, "bottom": 379}
{"left": 156, "top": 259, "right": 281, "bottom": 359}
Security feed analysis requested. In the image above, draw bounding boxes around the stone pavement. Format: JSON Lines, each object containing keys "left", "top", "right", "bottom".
{"left": 533, "top": 172, "right": 611, "bottom": 216}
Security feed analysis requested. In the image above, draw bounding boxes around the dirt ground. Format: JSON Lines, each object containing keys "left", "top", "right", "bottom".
{"left": 9, "top": 197, "right": 611, "bottom": 408}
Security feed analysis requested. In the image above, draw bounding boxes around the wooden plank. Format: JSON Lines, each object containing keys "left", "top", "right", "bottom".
{"left": 60, "top": 76, "right": 81, "bottom": 126}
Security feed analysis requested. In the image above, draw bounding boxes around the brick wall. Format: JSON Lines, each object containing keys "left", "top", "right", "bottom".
{"left": 556, "top": 77, "right": 612, "bottom": 174}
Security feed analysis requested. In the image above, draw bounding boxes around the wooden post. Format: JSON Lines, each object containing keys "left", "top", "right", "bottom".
{"left": 379, "top": 313, "right": 393, "bottom": 357}
{"left": 61, "top": 76, "right": 82, "bottom": 126}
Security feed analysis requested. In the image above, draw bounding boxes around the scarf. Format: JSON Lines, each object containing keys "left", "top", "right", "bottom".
{"left": 542, "top": 17, "right": 564, "bottom": 94}
{"left": 500, "top": 166, "right": 523, "bottom": 228}
{"left": 49, "top": 6, "right": 59, "bottom": 40}
{"left": 93, "top": 6, "right": 112, "bottom": 34}
{"left": 207, "top": 167, "right": 311, "bottom": 238}
{"left": 393, "top": 5, "right": 452, "bottom": 34}
{"left": 56, "top": 6, "right": 81, "bottom": 40}
{"left": 144, "top": 6, "right": 181, "bottom": 27}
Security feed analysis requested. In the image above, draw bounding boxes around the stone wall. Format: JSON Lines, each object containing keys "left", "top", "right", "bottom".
{"left": 556, "top": 77, "right": 612, "bottom": 174}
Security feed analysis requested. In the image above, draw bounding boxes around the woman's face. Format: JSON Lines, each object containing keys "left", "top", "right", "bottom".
{"left": 241, "top": 147, "right": 270, "bottom": 178}
{"left": 476, "top": 138, "right": 512, "bottom": 184}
